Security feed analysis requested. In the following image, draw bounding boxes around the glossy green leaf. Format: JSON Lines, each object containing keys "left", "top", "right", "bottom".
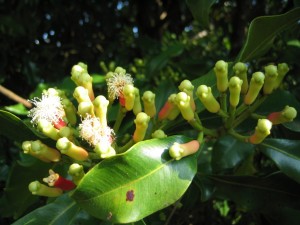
{"left": 0, "top": 161, "right": 51, "bottom": 219}
{"left": 186, "top": 0, "right": 217, "bottom": 28}
{"left": 11, "top": 194, "right": 93, "bottom": 225}
{"left": 4, "top": 103, "right": 28, "bottom": 116}
{"left": 259, "top": 139, "right": 300, "bottom": 184}
{"left": 72, "top": 135, "right": 197, "bottom": 223}
{"left": 0, "top": 110, "right": 37, "bottom": 142}
{"left": 197, "top": 172, "right": 300, "bottom": 216}
{"left": 211, "top": 135, "right": 255, "bottom": 173}
{"left": 237, "top": 7, "right": 300, "bottom": 62}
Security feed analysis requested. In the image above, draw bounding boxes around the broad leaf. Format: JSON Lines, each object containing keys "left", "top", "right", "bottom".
{"left": 186, "top": 0, "right": 217, "bottom": 28}
{"left": 211, "top": 135, "right": 255, "bottom": 173}
{"left": 259, "top": 139, "right": 300, "bottom": 184}
{"left": 4, "top": 103, "right": 28, "bottom": 116}
{"left": 72, "top": 135, "right": 197, "bottom": 223}
{"left": 11, "top": 194, "right": 96, "bottom": 225}
{"left": 0, "top": 110, "right": 37, "bottom": 142}
{"left": 197, "top": 172, "right": 300, "bottom": 223}
{"left": 237, "top": 7, "right": 300, "bottom": 62}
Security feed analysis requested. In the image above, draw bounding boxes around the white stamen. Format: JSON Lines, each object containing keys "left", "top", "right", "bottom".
{"left": 106, "top": 73, "right": 133, "bottom": 100}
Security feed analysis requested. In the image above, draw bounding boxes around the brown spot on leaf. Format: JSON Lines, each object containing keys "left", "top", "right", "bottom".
{"left": 126, "top": 190, "right": 134, "bottom": 201}
{"left": 107, "top": 212, "right": 112, "bottom": 220}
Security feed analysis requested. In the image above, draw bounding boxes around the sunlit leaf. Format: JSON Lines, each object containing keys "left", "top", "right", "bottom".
{"left": 237, "top": 8, "right": 300, "bottom": 62}
{"left": 259, "top": 139, "right": 300, "bottom": 184}
{"left": 72, "top": 135, "right": 197, "bottom": 223}
{"left": 4, "top": 103, "right": 28, "bottom": 116}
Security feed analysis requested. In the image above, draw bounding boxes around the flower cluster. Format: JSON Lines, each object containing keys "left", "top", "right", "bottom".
{"left": 23, "top": 60, "right": 297, "bottom": 197}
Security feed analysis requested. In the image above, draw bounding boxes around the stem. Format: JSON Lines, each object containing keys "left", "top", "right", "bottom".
{"left": 228, "top": 129, "right": 249, "bottom": 142}
{"left": 220, "top": 92, "right": 227, "bottom": 114}
{"left": 118, "top": 139, "right": 134, "bottom": 153}
{"left": 251, "top": 113, "right": 266, "bottom": 120}
{"left": 164, "top": 199, "right": 181, "bottom": 225}
{"left": 188, "top": 118, "right": 218, "bottom": 137}
{"left": 235, "top": 103, "right": 248, "bottom": 116}
{"left": 0, "top": 85, "right": 32, "bottom": 108}
{"left": 113, "top": 105, "right": 127, "bottom": 132}
{"left": 88, "top": 152, "right": 101, "bottom": 160}
{"left": 225, "top": 105, "right": 236, "bottom": 129}
{"left": 197, "top": 131, "right": 204, "bottom": 143}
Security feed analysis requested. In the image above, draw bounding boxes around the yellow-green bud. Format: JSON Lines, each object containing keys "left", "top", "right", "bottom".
{"left": 248, "top": 119, "right": 272, "bottom": 144}
{"left": 114, "top": 66, "right": 126, "bottom": 75}
{"left": 263, "top": 65, "right": 278, "bottom": 95}
{"left": 151, "top": 129, "right": 167, "bottom": 139}
{"left": 123, "top": 84, "right": 135, "bottom": 111}
{"left": 244, "top": 72, "right": 265, "bottom": 105}
{"left": 30, "top": 140, "right": 61, "bottom": 162}
{"left": 58, "top": 126, "right": 73, "bottom": 139}
{"left": 196, "top": 85, "right": 220, "bottom": 113}
{"left": 133, "top": 112, "right": 150, "bottom": 142}
{"left": 175, "top": 92, "right": 195, "bottom": 121}
{"left": 94, "top": 143, "right": 116, "bottom": 158}
{"left": 178, "top": 79, "right": 196, "bottom": 111}
{"left": 68, "top": 163, "right": 85, "bottom": 185}
{"left": 214, "top": 60, "right": 228, "bottom": 92}
{"left": 62, "top": 99, "right": 77, "bottom": 125}
{"left": 274, "top": 63, "right": 289, "bottom": 89}
{"left": 78, "top": 102, "right": 94, "bottom": 118}
{"left": 267, "top": 106, "right": 297, "bottom": 125}
{"left": 229, "top": 76, "right": 243, "bottom": 107}
{"left": 37, "top": 119, "right": 60, "bottom": 140}
{"left": 93, "top": 95, "right": 109, "bottom": 126}
{"left": 142, "top": 91, "right": 156, "bottom": 118}
{"left": 29, "top": 181, "right": 63, "bottom": 197}
{"left": 73, "top": 86, "right": 91, "bottom": 103}
{"left": 233, "top": 62, "right": 248, "bottom": 94}
{"left": 56, "top": 137, "right": 89, "bottom": 161}
{"left": 133, "top": 87, "right": 142, "bottom": 115}
{"left": 169, "top": 140, "right": 200, "bottom": 160}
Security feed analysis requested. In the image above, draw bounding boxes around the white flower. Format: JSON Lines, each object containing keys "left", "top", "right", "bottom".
{"left": 106, "top": 72, "right": 133, "bottom": 100}
{"left": 79, "top": 115, "right": 114, "bottom": 147}
{"left": 28, "top": 92, "right": 65, "bottom": 125}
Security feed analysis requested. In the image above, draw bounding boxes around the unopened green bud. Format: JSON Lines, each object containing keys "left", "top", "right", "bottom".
{"left": 31, "top": 140, "right": 61, "bottom": 162}
{"left": 71, "top": 63, "right": 94, "bottom": 100}
{"left": 29, "top": 181, "right": 63, "bottom": 197}
{"left": 263, "top": 65, "right": 278, "bottom": 94}
{"left": 133, "top": 87, "right": 142, "bottom": 115}
{"left": 248, "top": 119, "right": 272, "bottom": 144}
{"left": 114, "top": 66, "right": 126, "bottom": 75}
{"left": 73, "top": 86, "right": 91, "bottom": 103}
{"left": 267, "top": 106, "right": 297, "bottom": 125}
{"left": 58, "top": 126, "right": 73, "bottom": 139}
{"left": 233, "top": 62, "right": 248, "bottom": 94}
{"left": 93, "top": 95, "right": 109, "bottom": 126}
{"left": 244, "top": 72, "right": 265, "bottom": 105}
{"left": 196, "top": 85, "right": 220, "bottom": 113}
{"left": 151, "top": 129, "right": 167, "bottom": 139}
{"left": 142, "top": 91, "right": 156, "bottom": 118}
{"left": 62, "top": 99, "right": 77, "bottom": 125}
{"left": 133, "top": 112, "right": 150, "bottom": 142}
{"left": 178, "top": 79, "right": 196, "bottom": 111}
{"left": 37, "top": 119, "right": 60, "bottom": 140}
{"left": 229, "top": 76, "right": 243, "bottom": 107}
{"left": 169, "top": 140, "right": 200, "bottom": 160}
{"left": 68, "top": 163, "right": 85, "bottom": 185}
{"left": 78, "top": 102, "right": 94, "bottom": 117}
{"left": 274, "top": 63, "right": 289, "bottom": 89}
{"left": 175, "top": 92, "right": 194, "bottom": 121}
{"left": 94, "top": 143, "right": 116, "bottom": 158}
{"left": 123, "top": 84, "right": 135, "bottom": 111}
{"left": 214, "top": 60, "right": 228, "bottom": 92}
{"left": 56, "top": 137, "right": 89, "bottom": 161}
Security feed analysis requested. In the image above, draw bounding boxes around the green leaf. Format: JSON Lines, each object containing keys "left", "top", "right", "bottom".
{"left": 4, "top": 103, "right": 28, "bottom": 116}
{"left": 237, "top": 7, "right": 300, "bottom": 62}
{"left": 72, "top": 135, "right": 197, "bottom": 223}
{"left": 0, "top": 110, "right": 37, "bottom": 142}
{"left": 211, "top": 135, "right": 255, "bottom": 173}
{"left": 197, "top": 173, "right": 300, "bottom": 217}
{"left": 259, "top": 139, "right": 300, "bottom": 184}
{"left": 11, "top": 194, "right": 88, "bottom": 225}
{"left": 146, "top": 43, "right": 184, "bottom": 77}
{"left": 186, "top": 0, "right": 217, "bottom": 28}
{"left": 0, "top": 161, "right": 51, "bottom": 219}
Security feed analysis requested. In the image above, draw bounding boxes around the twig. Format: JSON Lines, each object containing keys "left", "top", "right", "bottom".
{"left": 0, "top": 85, "right": 32, "bottom": 108}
